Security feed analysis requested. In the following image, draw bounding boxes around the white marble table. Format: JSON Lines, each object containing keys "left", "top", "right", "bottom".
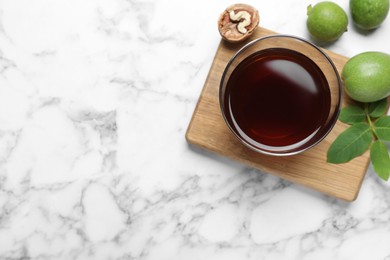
{"left": 1, "top": 0, "right": 390, "bottom": 259}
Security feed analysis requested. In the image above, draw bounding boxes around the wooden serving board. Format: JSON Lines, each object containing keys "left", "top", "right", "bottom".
{"left": 186, "top": 27, "right": 370, "bottom": 201}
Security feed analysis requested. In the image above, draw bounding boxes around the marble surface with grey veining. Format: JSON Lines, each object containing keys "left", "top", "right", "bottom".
{"left": 1, "top": 0, "right": 390, "bottom": 259}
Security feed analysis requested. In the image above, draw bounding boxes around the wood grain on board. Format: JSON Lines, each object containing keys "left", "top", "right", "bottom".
{"left": 186, "top": 27, "right": 370, "bottom": 201}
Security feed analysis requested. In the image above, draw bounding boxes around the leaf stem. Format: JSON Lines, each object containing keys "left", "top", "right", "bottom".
{"left": 365, "top": 103, "right": 378, "bottom": 140}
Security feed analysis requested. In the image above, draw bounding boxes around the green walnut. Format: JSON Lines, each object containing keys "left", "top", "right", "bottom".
{"left": 307, "top": 1, "right": 349, "bottom": 43}
{"left": 350, "top": 0, "right": 390, "bottom": 30}
{"left": 342, "top": 52, "right": 390, "bottom": 103}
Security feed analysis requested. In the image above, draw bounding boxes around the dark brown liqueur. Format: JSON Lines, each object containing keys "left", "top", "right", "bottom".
{"left": 224, "top": 48, "right": 331, "bottom": 149}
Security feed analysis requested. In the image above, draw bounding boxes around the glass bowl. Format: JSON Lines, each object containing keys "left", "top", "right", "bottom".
{"left": 219, "top": 35, "right": 342, "bottom": 156}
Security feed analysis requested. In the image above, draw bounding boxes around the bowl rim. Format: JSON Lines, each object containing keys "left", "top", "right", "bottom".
{"left": 219, "top": 34, "right": 343, "bottom": 156}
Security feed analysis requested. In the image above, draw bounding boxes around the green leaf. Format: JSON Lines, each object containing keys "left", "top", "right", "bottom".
{"left": 370, "top": 140, "right": 390, "bottom": 181}
{"left": 327, "top": 123, "right": 373, "bottom": 164}
{"left": 339, "top": 105, "right": 366, "bottom": 124}
{"left": 374, "top": 116, "right": 390, "bottom": 141}
{"left": 368, "top": 98, "right": 388, "bottom": 118}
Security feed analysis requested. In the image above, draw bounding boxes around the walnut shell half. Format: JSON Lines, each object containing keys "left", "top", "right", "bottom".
{"left": 218, "top": 3, "right": 260, "bottom": 43}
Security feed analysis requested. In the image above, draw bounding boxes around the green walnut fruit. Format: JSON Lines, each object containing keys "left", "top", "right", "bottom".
{"left": 307, "top": 1, "right": 349, "bottom": 42}
{"left": 342, "top": 52, "right": 390, "bottom": 102}
{"left": 350, "top": 0, "right": 390, "bottom": 30}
